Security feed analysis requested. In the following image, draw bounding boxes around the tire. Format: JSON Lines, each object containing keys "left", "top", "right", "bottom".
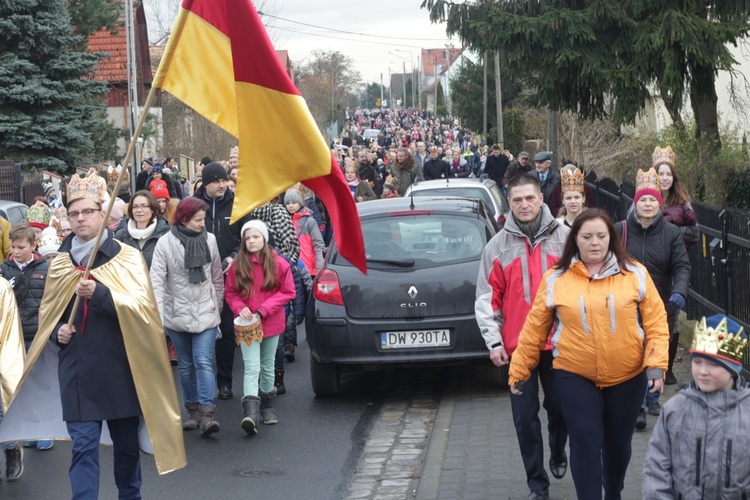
{"left": 310, "top": 355, "right": 340, "bottom": 397}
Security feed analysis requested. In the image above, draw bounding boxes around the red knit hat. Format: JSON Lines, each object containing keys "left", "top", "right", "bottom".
{"left": 150, "top": 180, "right": 170, "bottom": 200}
{"left": 633, "top": 168, "right": 663, "bottom": 206}
{"left": 633, "top": 187, "right": 662, "bottom": 206}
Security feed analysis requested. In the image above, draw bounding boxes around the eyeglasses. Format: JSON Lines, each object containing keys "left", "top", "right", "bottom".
{"left": 68, "top": 209, "right": 99, "bottom": 219}
{"left": 132, "top": 204, "right": 150, "bottom": 211}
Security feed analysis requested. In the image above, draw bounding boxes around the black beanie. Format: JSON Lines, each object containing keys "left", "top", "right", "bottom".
{"left": 202, "top": 162, "right": 228, "bottom": 185}
{"left": 200, "top": 156, "right": 213, "bottom": 166}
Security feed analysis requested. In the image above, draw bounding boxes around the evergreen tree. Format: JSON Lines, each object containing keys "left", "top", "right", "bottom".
{"left": 0, "top": 0, "right": 107, "bottom": 172}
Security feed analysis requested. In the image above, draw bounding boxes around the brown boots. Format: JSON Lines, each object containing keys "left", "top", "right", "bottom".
{"left": 199, "top": 404, "right": 220, "bottom": 436}
{"left": 183, "top": 403, "right": 200, "bottom": 430}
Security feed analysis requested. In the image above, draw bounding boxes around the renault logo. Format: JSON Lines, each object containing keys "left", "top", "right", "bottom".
{"left": 407, "top": 286, "right": 418, "bottom": 299}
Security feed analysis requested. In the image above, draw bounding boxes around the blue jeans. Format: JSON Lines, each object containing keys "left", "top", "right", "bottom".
{"left": 240, "top": 335, "right": 279, "bottom": 397}
{"left": 67, "top": 417, "right": 141, "bottom": 500}
{"left": 167, "top": 327, "right": 218, "bottom": 407}
{"left": 510, "top": 350, "right": 568, "bottom": 492}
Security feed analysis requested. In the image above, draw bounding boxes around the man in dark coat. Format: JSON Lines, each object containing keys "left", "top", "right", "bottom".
{"left": 422, "top": 146, "right": 450, "bottom": 180}
{"left": 484, "top": 145, "right": 510, "bottom": 188}
{"left": 135, "top": 157, "right": 153, "bottom": 192}
{"left": 533, "top": 151, "right": 561, "bottom": 206}
{"left": 193, "top": 163, "right": 253, "bottom": 400}
{"left": 502, "top": 151, "right": 533, "bottom": 187}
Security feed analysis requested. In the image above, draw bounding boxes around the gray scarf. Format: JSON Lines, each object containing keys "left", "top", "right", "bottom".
{"left": 70, "top": 229, "right": 108, "bottom": 266}
{"left": 514, "top": 211, "right": 543, "bottom": 244}
{"left": 171, "top": 224, "right": 210, "bottom": 283}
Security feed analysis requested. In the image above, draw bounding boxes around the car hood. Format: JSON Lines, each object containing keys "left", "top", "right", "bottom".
{"left": 335, "top": 260, "right": 479, "bottom": 320}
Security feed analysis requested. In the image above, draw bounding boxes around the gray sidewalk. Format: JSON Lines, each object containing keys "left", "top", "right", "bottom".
{"left": 416, "top": 345, "right": 693, "bottom": 500}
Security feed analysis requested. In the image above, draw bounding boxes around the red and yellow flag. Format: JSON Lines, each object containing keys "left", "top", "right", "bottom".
{"left": 152, "top": 0, "right": 366, "bottom": 272}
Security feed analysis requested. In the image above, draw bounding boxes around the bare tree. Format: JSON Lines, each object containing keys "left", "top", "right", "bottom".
{"left": 296, "top": 50, "right": 362, "bottom": 128}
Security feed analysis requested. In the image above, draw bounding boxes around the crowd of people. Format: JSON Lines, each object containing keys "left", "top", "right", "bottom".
{"left": 0, "top": 106, "right": 746, "bottom": 499}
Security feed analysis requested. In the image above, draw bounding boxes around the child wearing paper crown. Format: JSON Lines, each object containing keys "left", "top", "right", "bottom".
{"left": 643, "top": 315, "right": 750, "bottom": 498}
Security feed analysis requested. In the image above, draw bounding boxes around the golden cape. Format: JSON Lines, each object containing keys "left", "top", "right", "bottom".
{"left": 13, "top": 244, "right": 186, "bottom": 474}
{"left": 0, "top": 279, "right": 25, "bottom": 414}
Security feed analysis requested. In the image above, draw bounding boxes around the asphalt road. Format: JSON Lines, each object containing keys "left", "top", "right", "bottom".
{"left": 0, "top": 326, "right": 395, "bottom": 499}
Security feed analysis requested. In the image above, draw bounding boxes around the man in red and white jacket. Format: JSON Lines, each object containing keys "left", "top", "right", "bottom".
{"left": 475, "top": 173, "right": 570, "bottom": 500}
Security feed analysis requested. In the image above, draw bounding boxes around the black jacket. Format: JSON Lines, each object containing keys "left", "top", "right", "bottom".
{"left": 135, "top": 170, "right": 150, "bottom": 192}
{"left": 538, "top": 169, "right": 561, "bottom": 206}
{"left": 53, "top": 232, "right": 141, "bottom": 421}
{"left": 193, "top": 187, "right": 251, "bottom": 262}
{"left": 146, "top": 174, "right": 178, "bottom": 199}
{"left": 422, "top": 158, "right": 450, "bottom": 180}
{"left": 616, "top": 210, "right": 691, "bottom": 307}
{"left": 484, "top": 154, "right": 509, "bottom": 186}
{"left": 0, "top": 254, "right": 49, "bottom": 343}
{"left": 115, "top": 217, "right": 171, "bottom": 269}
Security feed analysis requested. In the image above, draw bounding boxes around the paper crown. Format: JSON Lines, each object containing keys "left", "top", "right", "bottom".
{"left": 106, "top": 164, "right": 130, "bottom": 185}
{"left": 635, "top": 167, "right": 660, "bottom": 192}
{"left": 229, "top": 146, "right": 239, "bottom": 159}
{"left": 67, "top": 171, "right": 106, "bottom": 206}
{"left": 652, "top": 146, "right": 675, "bottom": 168}
{"left": 561, "top": 168, "right": 585, "bottom": 194}
{"left": 27, "top": 204, "right": 51, "bottom": 226}
{"left": 691, "top": 316, "right": 747, "bottom": 375}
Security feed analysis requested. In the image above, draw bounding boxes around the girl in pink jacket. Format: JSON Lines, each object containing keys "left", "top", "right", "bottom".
{"left": 225, "top": 220, "right": 295, "bottom": 435}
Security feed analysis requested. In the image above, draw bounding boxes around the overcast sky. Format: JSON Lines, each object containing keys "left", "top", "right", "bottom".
{"left": 143, "top": 0, "right": 463, "bottom": 84}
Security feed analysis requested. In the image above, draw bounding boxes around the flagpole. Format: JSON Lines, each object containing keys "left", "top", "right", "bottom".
{"left": 67, "top": 85, "right": 159, "bottom": 327}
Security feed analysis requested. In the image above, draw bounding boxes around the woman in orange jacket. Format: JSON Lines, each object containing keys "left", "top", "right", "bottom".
{"left": 509, "top": 209, "right": 669, "bottom": 500}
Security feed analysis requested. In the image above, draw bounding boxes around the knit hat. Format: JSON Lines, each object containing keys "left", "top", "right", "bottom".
{"left": 163, "top": 167, "right": 172, "bottom": 176}
{"left": 633, "top": 167, "right": 663, "bottom": 206}
{"left": 143, "top": 157, "right": 154, "bottom": 167}
{"left": 200, "top": 156, "right": 213, "bottom": 166}
{"left": 37, "top": 232, "right": 61, "bottom": 258}
{"left": 107, "top": 197, "right": 126, "bottom": 221}
{"left": 152, "top": 163, "right": 163, "bottom": 174}
{"left": 284, "top": 190, "right": 304, "bottom": 208}
{"left": 60, "top": 220, "right": 71, "bottom": 232}
{"left": 240, "top": 219, "right": 269, "bottom": 243}
{"left": 202, "top": 162, "right": 228, "bottom": 185}
{"left": 43, "top": 183, "right": 55, "bottom": 198}
{"left": 150, "top": 180, "right": 170, "bottom": 200}
{"left": 690, "top": 315, "right": 747, "bottom": 379}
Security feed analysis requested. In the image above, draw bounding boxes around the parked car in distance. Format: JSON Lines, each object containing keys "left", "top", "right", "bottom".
{"left": 404, "top": 177, "right": 508, "bottom": 227}
{"left": 306, "top": 196, "right": 500, "bottom": 396}
{"left": 0, "top": 200, "right": 27, "bottom": 226}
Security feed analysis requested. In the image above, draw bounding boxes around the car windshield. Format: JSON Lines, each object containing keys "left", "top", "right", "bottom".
{"left": 330, "top": 214, "right": 488, "bottom": 269}
{"left": 411, "top": 187, "right": 496, "bottom": 215}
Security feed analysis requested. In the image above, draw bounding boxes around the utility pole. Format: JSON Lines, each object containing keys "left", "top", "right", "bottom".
{"left": 547, "top": 109, "right": 559, "bottom": 168}
{"left": 482, "top": 50, "right": 488, "bottom": 140}
{"left": 494, "top": 51, "right": 503, "bottom": 148}
{"left": 417, "top": 56, "right": 421, "bottom": 109}
{"left": 125, "top": 0, "right": 140, "bottom": 188}
{"left": 434, "top": 64, "right": 440, "bottom": 115}
{"left": 444, "top": 46, "right": 452, "bottom": 115}
{"left": 402, "top": 61, "right": 407, "bottom": 108}
{"left": 380, "top": 72, "right": 384, "bottom": 107}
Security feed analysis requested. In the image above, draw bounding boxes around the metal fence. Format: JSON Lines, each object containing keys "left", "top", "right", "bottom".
{"left": 590, "top": 176, "right": 750, "bottom": 376}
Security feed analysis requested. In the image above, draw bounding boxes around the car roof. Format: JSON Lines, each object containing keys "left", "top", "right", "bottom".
{"left": 408, "top": 178, "right": 498, "bottom": 190}
{"left": 0, "top": 200, "right": 26, "bottom": 209}
{"left": 356, "top": 196, "right": 486, "bottom": 218}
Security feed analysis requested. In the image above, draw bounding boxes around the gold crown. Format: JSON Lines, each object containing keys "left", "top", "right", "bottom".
{"left": 67, "top": 171, "right": 106, "bottom": 206}
{"left": 691, "top": 317, "right": 747, "bottom": 365}
{"left": 561, "top": 167, "right": 585, "bottom": 194}
{"left": 652, "top": 146, "right": 675, "bottom": 168}
{"left": 636, "top": 167, "right": 660, "bottom": 192}
{"left": 106, "top": 165, "right": 130, "bottom": 185}
{"left": 230, "top": 146, "right": 239, "bottom": 159}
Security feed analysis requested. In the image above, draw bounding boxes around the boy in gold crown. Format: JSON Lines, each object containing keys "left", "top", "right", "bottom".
{"left": 643, "top": 315, "right": 750, "bottom": 498}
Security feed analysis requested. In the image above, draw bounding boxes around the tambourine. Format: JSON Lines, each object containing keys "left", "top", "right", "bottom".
{"left": 234, "top": 315, "right": 264, "bottom": 347}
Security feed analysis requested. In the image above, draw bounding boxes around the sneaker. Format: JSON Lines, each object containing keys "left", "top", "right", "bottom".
{"left": 5, "top": 445, "right": 23, "bottom": 481}
{"left": 665, "top": 370, "right": 678, "bottom": 385}
{"left": 167, "top": 341, "right": 178, "bottom": 366}
{"left": 36, "top": 440, "right": 53, "bottom": 451}
{"left": 635, "top": 409, "right": 647, "bottom": 430}
{"left": 647, "top": 401, "right": 661, "bottom": 416}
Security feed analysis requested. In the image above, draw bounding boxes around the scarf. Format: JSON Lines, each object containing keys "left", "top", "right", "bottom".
{"left": 70, "top": 229, "right": 107, "bottom": 266}
{"left": 127, "top": 218, "right": 158, "bottom": 241}
{"left": 171, "top": 224, "right": 211, "bottom": 283}
{"left": 514, "top": 211, "right": 543, "bottom": 245}
{"left": 348, "top": 179, "right": 360, "bottom": 197}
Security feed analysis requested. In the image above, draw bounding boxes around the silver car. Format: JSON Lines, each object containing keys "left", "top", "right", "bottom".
{"left": 405, "top": 177, "right": 509, "bottom": 226}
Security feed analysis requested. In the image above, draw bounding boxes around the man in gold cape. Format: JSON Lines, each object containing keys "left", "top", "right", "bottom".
{"left": 0, "top": 171, "right": 185, "bottom": 496}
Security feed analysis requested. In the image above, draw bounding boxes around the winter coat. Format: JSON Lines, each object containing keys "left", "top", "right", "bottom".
{"left": 224, "top": 251, "right": 296, "bottom": 337}
{"left": 643, "top": 378, "right": 750, "bottom": 499}
{"left": 508, "top": 254, "right": 669, "bottom": 389}
{"left": 53, "top": 232, "right": 140, "bottom": 421}
{"left": 352, "top": 181, "right": 376, "bottom": 202}
{"left": 146, "top": 174, "right": 178, "bottom": 199}
{"left": 115, "top": 217, "right": 170, "bottom": 269}
{"left": 484, "top": 154, "right": 509, "bottom": 187}
{"left": 249, "top": 203, "right": 300, "bottom": 262}
{"left": 538, "top": 169, "right": 561, "bottom": 205}
{"left": 547, "top": 182, "right": 597, "bottom": 219}
{"left": 423, "top": 158, "right": 450, "bottom": 180}
{"left": 502, "top": 159, "right": 533, "bottom": 186}
{"left": 0, "top": 216, "right": 11, "bottom": 262}
{"left": 389, "top": 158, "right": 424, "bottom": 196}
{"left": 0, "top": 254, "right": 49, "bottom": 343}
{"left": 616, "top": 210, "right": 691, "bottom": 308}
{"left": 278, "top": 253, "right": 306, "bottom": 320}
{"left": 291, "top": 208, "right": 325, "bottom": 276}
{"left": 358, "top": 163, "right": 382, "bottom": 197}
{"left": 193, "top": 187, "right": 252, "bottom": 261}
{"left": 150, "top": 230, "right": 224, "bottom": 333}
{"left": 448, "top": 157, "right": 471, "bottom": 178}
{"left": 662, "top": 202, "right": 699, "bottom": 250}
{"left": 475, "top": 205, "right": 569, "bottom": 356}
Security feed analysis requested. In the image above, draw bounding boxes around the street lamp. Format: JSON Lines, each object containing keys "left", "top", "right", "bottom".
{"left": 394, "top": 49, "right": 416, "bottom": 109}
{"left": 389, "top": 51, "right": 413, "bottom": 108}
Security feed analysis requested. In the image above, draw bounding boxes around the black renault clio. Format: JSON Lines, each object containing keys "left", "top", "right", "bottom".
{"left": 306, "top": 196, "right": 500, "bottom": 396}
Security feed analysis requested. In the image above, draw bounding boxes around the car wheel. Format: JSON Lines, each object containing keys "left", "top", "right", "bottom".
{"left": 498, "top": 364, "right": 509, "bottom": 389}
{"left": 310, "top": 355, "right": 340, "bottom": 397}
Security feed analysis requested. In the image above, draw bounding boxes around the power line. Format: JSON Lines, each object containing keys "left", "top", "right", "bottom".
{"left": 272, "top": 26, "right": 439, "bottom": 50}
{"left": 258, "top": 11, "right": 453, "bottom": 43}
